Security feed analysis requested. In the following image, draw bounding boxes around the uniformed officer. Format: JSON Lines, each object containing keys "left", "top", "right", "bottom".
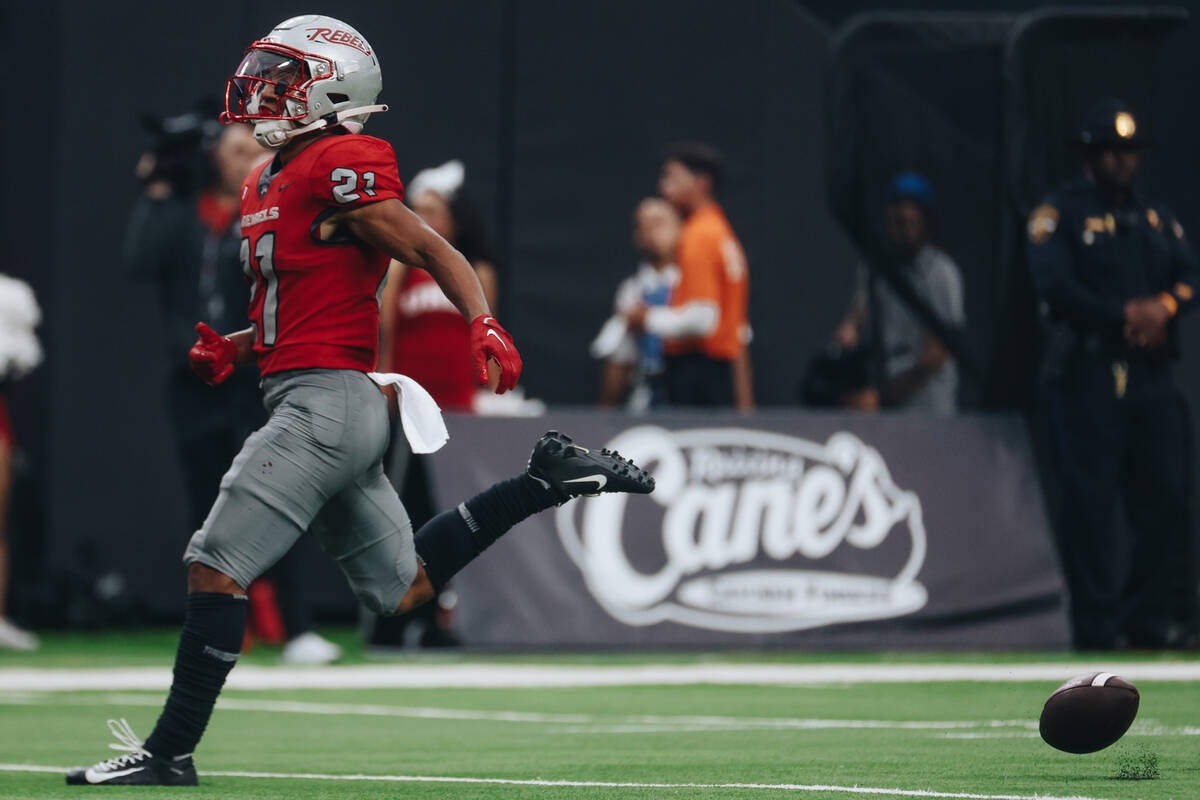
{"left": 1028, "top": 98, "right": 1199, "bottom": 649}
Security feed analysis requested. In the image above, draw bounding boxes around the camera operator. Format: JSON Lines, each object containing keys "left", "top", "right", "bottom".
{"left": 125, "top": 111, "right": 341, "bottom": 664}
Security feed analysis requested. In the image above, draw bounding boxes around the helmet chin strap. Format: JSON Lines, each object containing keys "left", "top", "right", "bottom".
{"left": 256, "top": 104, "right": 389, "bottom": 148}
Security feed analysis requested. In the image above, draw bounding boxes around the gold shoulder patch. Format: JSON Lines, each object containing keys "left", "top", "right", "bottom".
{"left": 1172, "top": 218, "right": 1186, "bottom": 240}
{"left": 1028, "top": 204, "right": 1059, "bottom": 245}
{"left": 1147, "top": 209, "right": 1162, "bottom": 231}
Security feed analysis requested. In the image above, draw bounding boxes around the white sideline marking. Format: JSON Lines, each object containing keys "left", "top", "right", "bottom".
{"left": 8, "top": 691, "right": 1196, "bottom": 738}
{"left": 2, "top": 661, "right": 1200, "bottom": 692}
{"left": 0, "top": 763, "right": 1115, "bottom": 800}
{"left": 0, "top": 690, "right": 1042, "bottom": 732}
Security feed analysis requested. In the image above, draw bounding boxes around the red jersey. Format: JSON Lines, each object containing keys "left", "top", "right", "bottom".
{"left": 238, "top": 133, "right": 405, "bottom": 376}
{"left": 0, "top": 396, "right": 11, "bottom": 449}
{"left": 388, "top": 267, "right": 475, "bottom": 411}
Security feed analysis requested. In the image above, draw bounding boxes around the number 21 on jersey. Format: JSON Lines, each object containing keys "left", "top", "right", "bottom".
{"left": 240, "top": 232, "right": 278, "bottom": 347}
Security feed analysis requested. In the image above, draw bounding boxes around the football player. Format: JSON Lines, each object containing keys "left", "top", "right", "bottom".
{"left": 67, "top": 15, "right": 653, "bottom": 786}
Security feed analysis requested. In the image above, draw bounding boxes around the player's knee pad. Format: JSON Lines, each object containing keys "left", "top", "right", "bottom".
{"left": 183, "top": 526, "right": 262, "bottom": 593}
{"left": 351, "top": 555, "right": 419, "bottom": 616}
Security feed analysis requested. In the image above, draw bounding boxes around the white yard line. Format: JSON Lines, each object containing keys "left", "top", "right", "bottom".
{"left": 0, "top": 763, "right": 1116, "bottom": 800}
{"left": 7, "top": 692, "right": 1197, "bottom": 737}
{"left": 0, "top": 690, "right": 1041, "bottom": 731}
{"left": 1, "top": 661, "right": 1199, "bottom": 692}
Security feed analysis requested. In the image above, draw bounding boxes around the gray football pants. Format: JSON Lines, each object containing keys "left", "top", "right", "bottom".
{"left": 184, "top": 369, "right": 418, "bottom": 614}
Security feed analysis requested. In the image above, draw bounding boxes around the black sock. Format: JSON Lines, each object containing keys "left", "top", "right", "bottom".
{"left": 144, "top": 592, "right": 247, "bottom": 758}
{"left": 415, "top": 475, "right": 555, "bottom": 590}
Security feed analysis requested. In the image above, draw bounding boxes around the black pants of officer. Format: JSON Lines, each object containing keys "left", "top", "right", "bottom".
{"left": 1046, "top": 354, "right": 1196, "bottom": 649}
{"left": 664, "top": 353, "right": 733, "bottom": 407}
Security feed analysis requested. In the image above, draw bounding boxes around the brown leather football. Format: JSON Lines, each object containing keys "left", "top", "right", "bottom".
{"left": 1039, "top": 672, "right": 1139, "bottom": 753}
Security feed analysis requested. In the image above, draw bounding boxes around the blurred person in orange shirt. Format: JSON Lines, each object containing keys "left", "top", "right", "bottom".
{"left": 628, "top": 142, "right": 752, "bottom": 410}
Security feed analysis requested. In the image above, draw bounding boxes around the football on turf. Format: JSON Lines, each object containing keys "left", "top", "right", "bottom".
{"left": 1039, "top": 672, "right": 1139, "bottom": 753}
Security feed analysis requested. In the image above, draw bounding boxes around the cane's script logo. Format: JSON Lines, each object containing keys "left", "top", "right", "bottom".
{"left": 555, "top": 426, "right": 928, "bottom": 632}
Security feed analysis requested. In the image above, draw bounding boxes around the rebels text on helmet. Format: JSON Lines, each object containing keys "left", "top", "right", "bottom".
{"left": 305, "top": 27, "right": 371, "bottom": 55}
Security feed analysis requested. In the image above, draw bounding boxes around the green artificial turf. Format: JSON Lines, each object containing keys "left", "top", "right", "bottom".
{"left": 0, "top": 637, "right": 1197, "bottom": 800}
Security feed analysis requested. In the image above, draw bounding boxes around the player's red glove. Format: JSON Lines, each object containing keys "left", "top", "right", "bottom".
{"left": 469, "top": 315, "right": 522, "bottom": 393}
{"left": 189, "top": 322, "right": 238, "bottom": 386}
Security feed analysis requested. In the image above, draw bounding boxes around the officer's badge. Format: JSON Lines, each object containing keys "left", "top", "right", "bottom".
{"left": 1172, "top": 218, "right": 1186, "bottom": 240}
{"left": 1115, "top": 111, "right": 1137, "bottom": 139}
{"left": 1028, "top": 204, "right": 1059, "bottom": 245}
{"left": 1175, "top": 282, "right": 1194, "bottom": 301}
{"left": 1082, "top": 217, "right": 1105, "bottom": 246}
{"left": 1104, "top": 213, "right": 1116, "bottom": 234}
{"left": 1146, "top": 209, "right": 1162, "bottom": 231}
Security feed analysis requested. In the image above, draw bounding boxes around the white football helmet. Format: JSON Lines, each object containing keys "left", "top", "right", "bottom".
{"left": 221, "top": 14, "right": 388, "bottom": 148}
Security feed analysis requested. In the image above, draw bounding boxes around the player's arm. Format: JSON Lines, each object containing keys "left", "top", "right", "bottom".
{"left": 342, "top": 199, "right": 489, "bottom": 320}
{"left": 340, "top": 198, "right": 522, "bottom": 391}
{"left": 225, "top": 328, "right": 257, "bottom": 364}
{"left": 474, "top": 260, "right": 499, "bottom": 312}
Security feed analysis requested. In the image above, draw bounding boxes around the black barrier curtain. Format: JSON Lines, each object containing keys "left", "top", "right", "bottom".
{"left": 1004, "top": 10, "right": 1186, "bottom": 214}
{"left": 827, "top": 15, "right": 1013, "bottom": 409}
{"left": 827, "top": 9, "right": 1188, "bottom": 410}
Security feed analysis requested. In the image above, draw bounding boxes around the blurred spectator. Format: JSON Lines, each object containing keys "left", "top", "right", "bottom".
{"left": 124, "top": 116, "right": 341, "bottom": 664}
{"left": 834, "top": 172, "right": 964, "bottom": 413}
{"left": 373, "top": 159, "right": 502, "bottom": 648}
{"left": 1029, "top": 98, "right": 1198, "bottom": 649}
{"left": 0, "top": 274, "right": 42, "bottom": 650}
{"left": 592, "top": 197, "right": 681, "bottom": 412}
{"left": 640, "top": 142, "right": 753, "bottom": 410}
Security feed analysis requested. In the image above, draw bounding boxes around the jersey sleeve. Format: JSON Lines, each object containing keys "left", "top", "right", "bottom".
{"left": 675, "top": 224, "right": 725, "bottom": 305}
{"left": 308, "top": 136, "right": 405, "bottom": 209}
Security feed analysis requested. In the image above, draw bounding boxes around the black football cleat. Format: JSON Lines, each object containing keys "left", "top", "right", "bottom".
{"left": 65, "top": 719, "right": 198, "bottom": 786}
{"left": 527, "top": 430, "right": 654, "bottom": 504}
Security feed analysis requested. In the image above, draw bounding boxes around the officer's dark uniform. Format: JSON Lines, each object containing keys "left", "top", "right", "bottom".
{"left": 1028, "top": 100, "right": 1199, "bottom": 649}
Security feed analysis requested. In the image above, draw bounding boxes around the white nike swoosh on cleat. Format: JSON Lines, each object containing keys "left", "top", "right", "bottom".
{"left": 85, "top": 766, "right": 144, "bottom": 783}
{"left": 564, "top": 474, "right": 607, "bottom": 490}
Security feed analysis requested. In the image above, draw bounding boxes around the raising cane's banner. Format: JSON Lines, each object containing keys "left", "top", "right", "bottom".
{"left": 428, "top": 413, "right": 1069, "bottom": 647}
